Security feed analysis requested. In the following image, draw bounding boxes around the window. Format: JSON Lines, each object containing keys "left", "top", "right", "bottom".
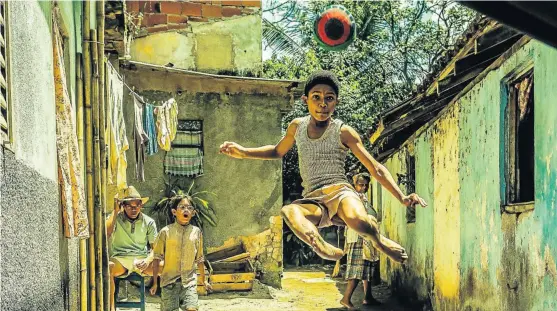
{"left": 504, "top": 70, "right": 534, "bottom": 211}
{"left": 164, "top": 120, "right": 204, "bottom": 177}
{"left": 0, "top": 1, "right": 10, "bottom": 145}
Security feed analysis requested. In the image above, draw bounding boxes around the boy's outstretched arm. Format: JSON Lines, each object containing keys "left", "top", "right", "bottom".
{"left": 219, "top": 118, "right": 300, "bottom": 160}
{"left": 341, "top": 125, "right": 427, "bottom": 208}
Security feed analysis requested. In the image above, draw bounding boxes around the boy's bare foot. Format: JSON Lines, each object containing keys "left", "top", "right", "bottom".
{"left": 378, "top": 235, "right": 408, "bottom": 263}
{"left": 307, "top": 231, "right": 344, "bottom": 261}
{"left": 340, "top": 299, "right": 358, "bottom": 310}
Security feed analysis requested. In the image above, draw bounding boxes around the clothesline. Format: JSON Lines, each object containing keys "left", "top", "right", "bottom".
{"left": 105, "top": 60, "right": 168, "bottom": 108}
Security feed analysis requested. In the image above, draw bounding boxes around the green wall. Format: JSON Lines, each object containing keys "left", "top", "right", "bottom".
{"left": 379, "top": 40, "right": 557, "bottom": 310}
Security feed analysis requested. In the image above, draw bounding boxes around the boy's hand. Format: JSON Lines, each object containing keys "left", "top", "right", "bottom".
{"left": 219, "top": 141, "right": 245, "bottom": 159}
{"left": 402, "top": 193, "right": 427, "bottom": 208}
{"left": 149, "top": 282, "right": 158, "bottom": 295}
{"left": 135, "top": 259, "right": 149, "bottom": 271}
{"left": 204, "top": 281, "right": 213, "bottom": 292}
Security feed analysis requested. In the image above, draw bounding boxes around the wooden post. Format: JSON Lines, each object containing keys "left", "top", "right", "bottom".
{"left": 91, "top": 28, "right": 105, "bottom": 311}
{"left": 76, "top": 54, "right": 88, "bottom": 311}
{"left": 83, "top": 2, "right": 97, "bottom": 310}
{"left": 96, "top": 1, "right": 110, "bottom": 310}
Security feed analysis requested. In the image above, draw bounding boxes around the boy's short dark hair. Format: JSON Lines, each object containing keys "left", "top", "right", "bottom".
{"left": 170, "top": 195, "right": 193, "bottom": 211}
{"left": 353, "top": 172, "right": 371, "bottom": 184}
{"left": 304, "top": 70, "right": 340, "bottom": 96}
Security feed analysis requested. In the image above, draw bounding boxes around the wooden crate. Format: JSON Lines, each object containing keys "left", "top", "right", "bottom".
{"left": 207, "top": 260, "right": 255, "bottom": 292}
{"left": 206, "top": 243, "right": 248, "bottom": 262}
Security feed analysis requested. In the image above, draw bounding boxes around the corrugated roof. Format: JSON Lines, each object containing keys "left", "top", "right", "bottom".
{"left": 370, "top": 19, "right": 524, "bottom": 161}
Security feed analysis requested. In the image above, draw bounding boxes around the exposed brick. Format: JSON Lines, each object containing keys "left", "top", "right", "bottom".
{"left": 182, "top": 2, "right": 202, "bottom": 16}
{"left": 126, "top": 1, "right": 140, "bottom": 12}
{"left": 147, "top": 25, "right": 169, "bottom": 33}
{"left": 138, "top": 0, "right": 157, "bottom": 13}
{"left": 160, "top": 1, "right": 182, "bottom": 14}
{"left": 241, "top": 8, "right": 255, "bottom": 14}
{"left": 212, "top": 0, "right": 222, "bottom": 5}
{"left": 222, "top": 0, "right": 243, "bottom": 6}
{"left": 242, "top": 0, "right": 261, "bottom": 7}
{"left": 222, "top": 6, "right": 242, "bottom": 17}
{"left": 192, "top": 0, "right": 212, "bottom": 3}
{"left": 144, "top": 13, "right": 167, "bottom": 27}
{"left": 168, "top": 23, "right": 189, "bottom": 30}
{"left": 167, "top": 14, "right": 188, "bottom": 24}
{"left": 188, "top": 16, "right": 209, "bottom": 22}
{"left": 202, "top": 4, "right": 222, "bottom": 17}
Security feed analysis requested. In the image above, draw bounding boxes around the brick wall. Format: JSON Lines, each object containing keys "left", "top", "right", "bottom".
{"left": 206, "top": 216, "right": 284, "bottom": 288}
{"left": 126, "top": 0, "right": 261, "bottom": 34}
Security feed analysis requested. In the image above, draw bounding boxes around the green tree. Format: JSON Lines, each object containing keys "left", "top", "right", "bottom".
{"left": 263, "top": 0, "right": 477, "bottom": 199}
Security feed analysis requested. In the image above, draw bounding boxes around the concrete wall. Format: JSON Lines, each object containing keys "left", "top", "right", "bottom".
{"left": 127, "top": 0, "right": 262, "bottom": 75}
{"left": 0, "top": 2, "right": 80, "bottom": 310}
{"left": 379, "top": 40, "right": 557, "bottom": 310}
{"left": 120, "top": 67, "right": 292, "bottom": 286}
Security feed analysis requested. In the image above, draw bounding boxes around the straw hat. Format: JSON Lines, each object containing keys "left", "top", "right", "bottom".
{"left": 117, "top": 186, "right": 149, "bottom": 204}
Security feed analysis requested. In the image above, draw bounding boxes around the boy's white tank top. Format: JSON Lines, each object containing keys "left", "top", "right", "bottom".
{"left": 295, "top": 116, "right": 349, "bottom": 196}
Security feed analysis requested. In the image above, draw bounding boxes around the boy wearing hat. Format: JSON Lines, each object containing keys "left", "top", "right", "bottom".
{"left": 106, "top": 186, "right": 159, "bottom": 311}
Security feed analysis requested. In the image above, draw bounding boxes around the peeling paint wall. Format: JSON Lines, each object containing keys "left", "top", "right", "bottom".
{"left": 379, "top": 40, "right": 557, "bottom": 310}
{"left": 130, "top": 14, "right": 262, "bottom": 75}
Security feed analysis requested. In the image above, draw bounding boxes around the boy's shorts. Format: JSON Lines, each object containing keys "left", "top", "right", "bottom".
{"left": 110, "top": 255, "right": 149, "bottom": 277}
{"left": 161, "top": 279, "right": 198, "bottom": 311}
{"left": 292, "top": 183, "right": 361, "bottom": 228}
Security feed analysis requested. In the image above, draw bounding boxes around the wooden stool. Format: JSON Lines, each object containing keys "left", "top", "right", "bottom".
{"left": 114, "top": 272, "right": 146, "bottom": 311}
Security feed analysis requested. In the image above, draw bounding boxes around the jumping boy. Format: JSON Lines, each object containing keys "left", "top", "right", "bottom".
{"left": 150, "top": 196, "right": 209, "bottom": 311}
{"left": 219, "top": 70, "right": 427, "bottom": 263}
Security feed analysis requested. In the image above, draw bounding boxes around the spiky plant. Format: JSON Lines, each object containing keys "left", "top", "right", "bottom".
{"left": 153, "top": 179, "right": 217, "bottom": 230}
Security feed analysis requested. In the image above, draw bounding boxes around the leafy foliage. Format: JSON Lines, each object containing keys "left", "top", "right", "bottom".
{"left": 152, "top": 177, "right": 217, "bottom": 230}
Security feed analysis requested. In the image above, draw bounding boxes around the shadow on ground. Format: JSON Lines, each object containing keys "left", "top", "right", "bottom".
{"left": 118, "top": 266, "right": 421, "bottom": 311}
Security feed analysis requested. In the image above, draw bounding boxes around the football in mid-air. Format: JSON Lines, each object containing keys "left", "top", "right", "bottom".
{"left": 313, "top": 5, "right": 356, "bottom": 51}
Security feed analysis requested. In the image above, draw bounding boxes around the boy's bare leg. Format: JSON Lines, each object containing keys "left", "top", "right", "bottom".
{"left": 340, "top": 279, "right": 359, "bottom": 310}
{"left": 109, "top": 259, "right": 128, "bottom": 311}
{"left": 281, "top": 203, "right": 344, "bottom": 261}
{"left": 336, "top": 197, "right": 408, "bottom": 263}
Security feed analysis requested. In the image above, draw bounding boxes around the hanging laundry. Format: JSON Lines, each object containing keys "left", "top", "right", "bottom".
{"left": 164, "top": 129, "right": 203, "bottom": 177}
{"left": 107, "top": 60, "right": 129, "bottom": 190}
{"left": 156, "top": 98, "right": 178, "bottom": 151}
{"left": 133, "top": 94, "right": 149, "bottom": 181}
{"left": 169, "top": 99, "right": 178, "bottom": 141}
{"left": 53, "top": 15, "right": 89, "bottom": 239}
{"left": 143, "top": 103, "right": 158, "bottom": 155}
{"left": 164, "top": 147, "right": 204, "bottom": 177}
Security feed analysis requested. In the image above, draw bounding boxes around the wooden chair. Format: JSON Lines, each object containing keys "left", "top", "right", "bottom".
{"left": 114, "top": 272, "right": 146, "bottom": 311}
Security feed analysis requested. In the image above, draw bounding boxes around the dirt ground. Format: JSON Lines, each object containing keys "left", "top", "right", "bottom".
{"left": 116, "top": 267, "right": 416, "bottom": 311}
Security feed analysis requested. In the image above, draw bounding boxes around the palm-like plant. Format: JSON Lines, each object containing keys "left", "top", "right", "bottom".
{"left": 153, "top": 179, "right": 217, "bottom": 230}
{"left": 263, "top": 0, "right": 312, "bottom": 63}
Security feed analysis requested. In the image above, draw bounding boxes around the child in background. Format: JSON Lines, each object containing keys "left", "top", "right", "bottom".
{"left": 341, "top": 173, "right": 381, "bottom": 309}
{"left": 150, "top": 196, "right": 210, "bottom": 311}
